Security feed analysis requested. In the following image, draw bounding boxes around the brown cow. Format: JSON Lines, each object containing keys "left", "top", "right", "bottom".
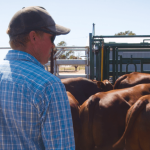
{"left": 62, "top": 77, "right": 113, "bottom": 105}
{"left": 113, "top": 94, "right": 150, "bottom": 150}
{"left": 66, "top": 91, "right": 81, "bottom": 150}
{"left": 114, "top": 72, "right": 150, "bottom": 89}
{"left": 79, "top": 84, "right": 150, "bottom": 150}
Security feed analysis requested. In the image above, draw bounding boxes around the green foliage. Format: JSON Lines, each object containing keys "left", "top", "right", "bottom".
{"left": 59, "top": 51, "right": 74, "bottom": 59}
{"left": 69, "top": 55, "right": 77, "bottom": 59}
{"left": 57, "top": 41, "right": 67, "bottom": 46}
{"left": 115, "top": 31, "right": 136, "bottom": 36}
{"left": 57, "top": 41, "right": 75, "bottom": 59}
{"left": 59, "top": 54, "right": 66, "bottom": 59}
{"left": 66, "top": 51, "right": 73, "bottom": 58}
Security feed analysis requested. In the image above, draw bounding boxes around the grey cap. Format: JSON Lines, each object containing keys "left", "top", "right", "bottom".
{"left": 8, "top": 6, "right": 70, "bottom": 37}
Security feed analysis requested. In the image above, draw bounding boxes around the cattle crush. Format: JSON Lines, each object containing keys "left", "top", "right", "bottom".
{"left": 90, "top": 24, "right": 150, "bottom": 84}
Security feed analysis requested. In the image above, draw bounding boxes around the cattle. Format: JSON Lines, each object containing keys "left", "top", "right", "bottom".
{"left": 113, "top": 94, "right": 150, "bottom": 150}
{"left": 114, "top": 72, "right": 150, "bottom": 89}
{"left": 62, "top": 77, "right": 113, "bottom": 105}
{"left": 66, "top": 91, "right": 81, "bottom": 150}
{"left": 79, "top": 84, "right": 150, "bottom": 150}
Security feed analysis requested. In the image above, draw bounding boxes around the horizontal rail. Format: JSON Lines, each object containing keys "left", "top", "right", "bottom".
{"left": 56, "top": 46, "right": 89, "bottom": 48}
{"left": 93, "top": 35, "right": 150, "bottom": 38}
{"left": 109, "top": 71, "right": 150, "bottom": 76}
{"left": 104, "top": 43, "right": 150, "bottom": 48}
{"left": 57, "top": 74, "right": 87, "bottom": 79}
{"left": 118, "top": 48, "right": 150, "bottom": 51}
{"left": 56, "top": 59, "right": 87, "bottom": 65}
{"left": 1, "top": 46, "right": 90, "bottom": 79}
{"left": 55, "top": 48, "right": 89, "bottom": 51}
{"left": 109, "top": 59, "right": 150, "bottom": 64}
{"left": 45, "top": 59, "right": 87, "bottom": 66}
{"left": 0, "top": 47, "right": 11, "bottom": 49}
{"left": 0, "top": 46, "right": 89, "bottom": 50}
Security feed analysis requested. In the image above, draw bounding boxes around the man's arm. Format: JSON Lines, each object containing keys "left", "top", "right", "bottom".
{"left": 41, "top": 81, "right": 75, "bottom": 150}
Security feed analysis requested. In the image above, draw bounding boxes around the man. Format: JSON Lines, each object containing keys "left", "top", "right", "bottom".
{"left": 0, "top": 6, "right": 75, "bottom": 150}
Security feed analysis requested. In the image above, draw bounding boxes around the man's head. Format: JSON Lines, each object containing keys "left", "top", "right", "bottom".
{"left": 7, "top": 6, "right": 70, "bottom": 64}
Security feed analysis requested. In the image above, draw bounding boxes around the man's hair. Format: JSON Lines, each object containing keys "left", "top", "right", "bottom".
{"left": 6, "top": 29, "right": 44, "bottom": 49}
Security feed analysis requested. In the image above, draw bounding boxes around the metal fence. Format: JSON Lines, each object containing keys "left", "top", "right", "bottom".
{"left": 0, "top": 46, "right": 90, "bottom": 79}
{"left": 44, "top": 46, "right": 90, "bottom": 79}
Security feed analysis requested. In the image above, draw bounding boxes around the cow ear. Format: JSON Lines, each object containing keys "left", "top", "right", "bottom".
{"left": 97, "top": 81, "right": 105, "bottom": 89}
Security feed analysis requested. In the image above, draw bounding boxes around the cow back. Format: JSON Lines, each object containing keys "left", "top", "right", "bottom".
{"left": 113, "top": 94, "right": 150, "bottom": 150}
{"left": 114, "top": 72, "right": 150, "bottom": 89}
{"left": 62, "top": 77, "right": 113, "bottom": 105}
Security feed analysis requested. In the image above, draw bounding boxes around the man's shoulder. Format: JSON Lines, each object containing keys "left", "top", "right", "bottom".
{"left": 0, "top": 59, "right": 62, "bottom": 91}
{"left": 24, "top": 61, "right": 61, "bottom": 86}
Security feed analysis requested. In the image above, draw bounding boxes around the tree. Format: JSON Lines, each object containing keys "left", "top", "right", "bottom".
{"left": 57, "top": 41, "right": 67, "bottom": 46}
{"left": 57, "top": 41, "right": 74, "bottom": 59}
{"left": 69, "top": 55, "right": 77, "bottom": 59}
{"left": 115, "top": 31, "right": 136, "bottom": 36}
{"left": 56, "top": 41, "right": 81, "bottom": 71}
{"left": 59, "top": 54, "right": 66, "bottom": 59}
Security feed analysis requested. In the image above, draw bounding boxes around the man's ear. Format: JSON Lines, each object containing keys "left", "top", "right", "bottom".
{"left": 28, "top": 31, "right": 37, "bottom": 44}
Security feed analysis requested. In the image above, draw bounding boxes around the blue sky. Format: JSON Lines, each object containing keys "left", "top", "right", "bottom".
{"left": 1, "top": 0, "right": 150, "bottom": 59}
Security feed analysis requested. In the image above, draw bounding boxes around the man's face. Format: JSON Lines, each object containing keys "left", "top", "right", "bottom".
{"left": 35, "top": 32, "right": 55, "bottom": 65}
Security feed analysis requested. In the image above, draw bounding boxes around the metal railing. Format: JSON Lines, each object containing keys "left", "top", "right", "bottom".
{"left": 0, "top": 46, "right": 90, "bottom": 79}
{"left": 44, "top": 46, "right": 90, "bottom": 79}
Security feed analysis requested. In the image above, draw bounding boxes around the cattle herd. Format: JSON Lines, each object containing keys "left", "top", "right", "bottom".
{"left": 61, "top": 72, "right": 150, "bottom": 150}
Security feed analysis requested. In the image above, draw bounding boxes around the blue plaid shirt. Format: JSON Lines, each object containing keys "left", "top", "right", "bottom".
{"left": 0, "top": 50, "right": 75, "bottom": 150}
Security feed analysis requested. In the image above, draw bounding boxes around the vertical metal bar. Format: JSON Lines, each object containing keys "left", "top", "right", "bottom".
{"left": 57, "top": 65, "right": 59, "bottom": 75}
{"left": 120, "top": 55, "right": 122, "bottom": 76}
{"left": 88, "top": 47, "right": 90, "bottom": 78}
{"left": 99, "top": 44, "right": 101, "bottom": 81}
{"left": 107, "top": 47, "right": 110, "bottom": 80}
{"left": 126, "top": 63, "right": 129, "bottom": 73}
{"left": 112, "top": 47, "right": 116, "bottom": 84}
{"left": 92, "top": 23, "right": 95, "bottom": 36}
{"left": 103, "top": 46, "right": 106, "bottom": 79}
{"left": 101, "top": 41, "right": 104, "bottom": 81}
{"left": 134, "top": 63, "right": 137, "bottom": 72}
{"left": 96, "top": 51, "right": 99, "bottom": 80}
{"left": 116, "top": 47, "right": 118, "bottom": 79}
{"left": 96, "top": 44, "right": 101, "bottom": 81}
{"left": 141, "top": 59, "right": 143, "bottom": 72}
{"left": 89, "top": 33, "right": 94, "bottom": 79}
{"left": 85, "top": 48, "right": 89, "bottom": 79}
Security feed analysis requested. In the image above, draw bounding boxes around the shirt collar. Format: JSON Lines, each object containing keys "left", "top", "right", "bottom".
{"left": 4, "top": 50, "right": 45, "bottom": 69}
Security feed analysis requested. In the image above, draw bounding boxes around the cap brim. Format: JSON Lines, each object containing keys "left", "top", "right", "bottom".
{"left": 47, "top": 24, "right": 70, "bottom": 35}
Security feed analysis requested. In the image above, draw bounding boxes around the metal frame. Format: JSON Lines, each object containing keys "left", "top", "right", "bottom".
{"left": 89, "top": 31, "right": 150, "bottom": 83}
{"left": 46, "top": 46, "right": 90, "bottom": 79}
{"left": 0, "top": 46, "right": 90, "bottom": 79}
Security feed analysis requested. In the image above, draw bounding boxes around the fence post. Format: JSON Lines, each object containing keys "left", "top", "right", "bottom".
{"left": 90, "top": 33, "right": 94, "bottom": 79}
{"left": 50, "top": 48, "right": 54, "bottom": 74}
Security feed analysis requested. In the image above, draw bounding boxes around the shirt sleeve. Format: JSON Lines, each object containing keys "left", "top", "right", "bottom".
{"left": 41, "top": 81, "right": 75, "bottom": 150}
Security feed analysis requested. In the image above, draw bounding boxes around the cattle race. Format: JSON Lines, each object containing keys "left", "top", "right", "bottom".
{"left": 58, "top": 28, "right": 150, "bottom": 150}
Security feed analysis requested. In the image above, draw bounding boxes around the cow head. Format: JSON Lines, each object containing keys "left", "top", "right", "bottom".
{"left": 97, "top": 80, "right": 113, "bottom": 91}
